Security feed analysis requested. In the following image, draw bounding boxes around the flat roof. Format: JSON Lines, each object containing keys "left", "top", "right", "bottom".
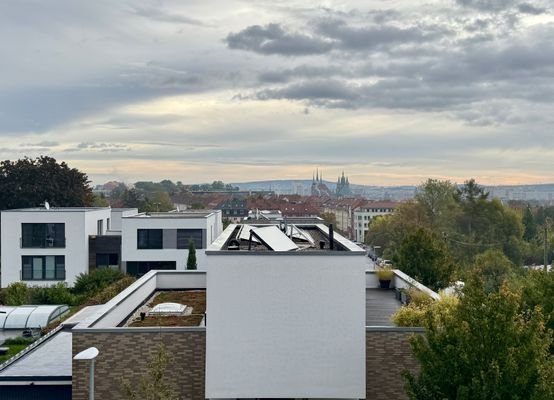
{"left": 124, "top": 210, "right": 218, "bottom": 219}
{"left": 2, "top": 207, "right": 110, "bottom": 213}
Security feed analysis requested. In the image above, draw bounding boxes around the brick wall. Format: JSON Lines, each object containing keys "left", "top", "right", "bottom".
{"left": 366, "top": 329, "right": 421, "bottom": 400}
{"left": 72, "top": 330, "right": 205, "bottom": 400}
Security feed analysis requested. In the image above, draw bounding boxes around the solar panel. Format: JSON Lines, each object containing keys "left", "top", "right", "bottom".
{"left": 252, "top": 225, "right": 299, "bottom": 251}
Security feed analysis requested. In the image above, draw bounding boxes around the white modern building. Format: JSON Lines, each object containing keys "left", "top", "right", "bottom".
{"left": 353, "top": 201, "right": 398, "bottom": 243}
{"left": 1, "top": 207, "right": 112, "bottom": 287}
{"left": 205, "top": 223, "right": 366, "bottom": 399}
{"left": 120, "top": 210, "right": 223, "bottom": 276}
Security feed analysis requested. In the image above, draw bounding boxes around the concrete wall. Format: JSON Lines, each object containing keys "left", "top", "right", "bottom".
{"left": 72, "top": 329, "right": 205, "bottom": 400}
{"left": 121, "top": 213, "right": 222, "bottom": 270}
{"left": 1, "top": 209, "right": 111, "bottom": 287}
{"left": 366, "top": 328, "right": 422, "bottom": 400}
{"left": 206, "top": 254, "right": 366, "bottom": 399}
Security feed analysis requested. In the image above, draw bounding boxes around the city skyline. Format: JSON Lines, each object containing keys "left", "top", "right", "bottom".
{"left": 1, "top": 1, "right": 553, "bottom": 186}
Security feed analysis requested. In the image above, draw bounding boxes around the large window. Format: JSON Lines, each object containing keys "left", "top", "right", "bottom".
{"left": 22, "top": 256, "right": 65, "bottom": 280}
{"left": 21, "top": 223, "right": 65, "bottom": 248}
{"left": 137, "top": 229, "right": 163, "bottom": 249}
{"left": 177, "top": 229, "right": 203, "bottom": 249}
{"left": 96, "top": 253, "right": 119, "bottom": 269}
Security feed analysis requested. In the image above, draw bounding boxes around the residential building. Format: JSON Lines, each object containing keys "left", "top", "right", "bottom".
{"left": 120, "top": 210, "right": 222, "bottom": 276}
{"left": 216, "top": 198, "right": 248, "bottom": 223}
{"left": 353, "top": 201, "right": 398, "bottom": 243}
{"left": 322, "top": 197, "right": 366, "bottom": 239}
{"left": 70, "top": 223, "right": 437, "bottom": 400}
{"left": 1, "top": 207, "right": 112, "bottom": 287}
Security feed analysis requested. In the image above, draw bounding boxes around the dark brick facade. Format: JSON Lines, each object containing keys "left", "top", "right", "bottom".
{"left": 73, "top": 328, "right": 419, "bottom": 400}
{"left": 366, "top": 329, "right": 421, "bottom": 400}
{"left": 72, "top": 330, "right": 205, "bottom": 400}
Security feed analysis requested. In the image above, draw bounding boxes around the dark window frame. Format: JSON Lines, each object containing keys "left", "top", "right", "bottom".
{"left": 177, "top": 229, "right": 203, "bottom": 249}
{"left": 22, "top": 255, "right": 65, "bottom": 281}
{"left": 137, "top": 229, "right": 163, "bottom": 249}
{"left": 21, "top": 223, "right": 65, "bottom": 248}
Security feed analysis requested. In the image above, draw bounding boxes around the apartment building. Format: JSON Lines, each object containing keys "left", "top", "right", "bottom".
{"left": 120, "top": 210, "right": 222, "bottom": 276}
{"left": 1, "top": 207, "right": 112, "bottom": 287}
{"left": 354, "top": 201, "right": 398, "bottom": 243}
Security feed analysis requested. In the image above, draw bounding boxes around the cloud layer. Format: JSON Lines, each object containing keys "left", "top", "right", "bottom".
{"left": 0, "top": 0, "right": 553, "bottom": 185}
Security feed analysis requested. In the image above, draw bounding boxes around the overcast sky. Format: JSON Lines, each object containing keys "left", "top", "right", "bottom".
{"left": 1, "top": 0, "right": 553, "bottom": 186}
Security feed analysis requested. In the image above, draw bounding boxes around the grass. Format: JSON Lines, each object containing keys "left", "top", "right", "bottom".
{"left": 128, "top": 290, "right": 206, "bottom": 327}
{"left": 0, "top": 345, "right": 28, "bottom": 363}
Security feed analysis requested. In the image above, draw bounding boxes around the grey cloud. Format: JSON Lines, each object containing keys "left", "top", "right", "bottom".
{"left": 225, "top": 23, "right": 334, "bottom": 55}
{"left": 130, "top": 6, "right": 209, "bottom": 27}
{"left": 518, "top": 3, "right": 547, "bottom": 14}
{"left": 316, "top": 19, "right": 451, "bottom": 51}
{"left": 20, "top": 141, "right": 59, "bottom": 148}
{"left": 456, "top": 0, "right": 517, "bottom": 11}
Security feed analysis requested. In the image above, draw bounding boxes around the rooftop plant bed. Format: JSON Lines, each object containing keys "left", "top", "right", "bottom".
{"left": 128, "top": 290, "right": 206, "bottom": 328}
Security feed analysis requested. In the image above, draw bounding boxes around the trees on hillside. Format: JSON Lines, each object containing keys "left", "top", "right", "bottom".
{"left": 0, "top": 156, "right": 93, "bottom": 209}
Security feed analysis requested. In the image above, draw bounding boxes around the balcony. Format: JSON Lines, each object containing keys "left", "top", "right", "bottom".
{"left": 20, "top": 237, "right": 66, "bottom": 249}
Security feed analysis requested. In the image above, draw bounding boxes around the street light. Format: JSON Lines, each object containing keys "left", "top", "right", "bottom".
{"left": 74, "top": 347, "right": 99, "bottom": 400}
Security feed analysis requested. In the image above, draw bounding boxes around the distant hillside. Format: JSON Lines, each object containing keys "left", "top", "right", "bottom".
{"left": 231, "top": 180, "right": 554, "bottom": 202}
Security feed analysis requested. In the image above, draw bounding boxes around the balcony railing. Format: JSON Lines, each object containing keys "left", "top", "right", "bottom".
{"left": 20, "top": 237, "right": 66, "bottom": 248}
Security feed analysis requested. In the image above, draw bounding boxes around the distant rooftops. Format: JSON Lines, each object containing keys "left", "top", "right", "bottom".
{"left": 208, "top": 223, "right": 364, "bottom": 254}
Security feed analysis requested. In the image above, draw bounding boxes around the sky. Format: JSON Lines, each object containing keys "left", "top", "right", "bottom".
{"left": 1, "top": 0, "right": 554, "bottom": 186}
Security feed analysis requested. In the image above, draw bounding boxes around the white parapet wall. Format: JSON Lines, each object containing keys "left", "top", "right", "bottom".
{"left": 205, "top": 254, "right": 367, "bottom": 399}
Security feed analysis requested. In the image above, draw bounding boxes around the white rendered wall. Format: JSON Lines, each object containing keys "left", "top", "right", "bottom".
{"left": 109, "top": 208, "right": 139, "bottom": 231}
{"left": 0, "top": 209, "right": 111, "bottom": 287}
{"left": 205, "top": 254, "right": 366, "bottom": 399}
{"left": 121, "top": 212, "right": 221, "bottom": 270}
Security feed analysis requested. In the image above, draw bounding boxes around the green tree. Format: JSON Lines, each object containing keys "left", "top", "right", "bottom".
{"left": 121, "top": 343, "right": 178, "bottom": 400}
{"left": 0, "top": 156, "right": 93, "bottom": 209}
{"left": 405, "top": 277, "right": 554, "bottom": 400}
{"left": 523, "top": 206, "right": 538, "bottom": 241}
{"left": 396, "top": 227, "right": 453, "bottom": 291}
{"left": 143, "top": 192, "right": 174, "bottom": 212}
{"left": 471, "top": 249, "right": 515, "bottom": 293}
{"left": 92, "top": 193, "right": 109, "bottom": 207}
{"left": 415, "top": 179, "right": 459, "bottom": 229}
{"left": 186, "top": 240, "right": 197, "bottom": 270}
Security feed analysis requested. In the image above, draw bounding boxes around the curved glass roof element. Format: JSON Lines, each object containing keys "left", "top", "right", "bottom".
{"left": 0, "top": 305, "right": 69, "bottom": 329}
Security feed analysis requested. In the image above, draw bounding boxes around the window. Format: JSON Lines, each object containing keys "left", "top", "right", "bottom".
{"left": 107, "top": 218, "right": 111, "bottom": 230}
{"left": 177, "top": 229, "right": 203, "bottom": 249}
{"left": 96, "top": 253, "right": 119, "bottom": 269}
{"left": 97, "top": 220, "right": 104, "bottom": 235}
{"left": 21, "top": 223, "right": 65, "bottom": 248}
{"left": 126, "top": 261, "right": 176, "bottom": 277}
{"left": 22, "top": 256, "right": 65, "bottom": 280}
{"left": 137, "top": 229, "right": 163, "bottom": 249}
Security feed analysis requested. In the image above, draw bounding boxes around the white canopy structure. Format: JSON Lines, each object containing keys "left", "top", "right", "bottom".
{"left": 0, "top": 305, "right": 69, "bottom": 329}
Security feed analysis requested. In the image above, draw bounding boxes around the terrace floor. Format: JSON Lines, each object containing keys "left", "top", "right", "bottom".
{"left": 366, "top": 289, "right": 401, "bottom": 326}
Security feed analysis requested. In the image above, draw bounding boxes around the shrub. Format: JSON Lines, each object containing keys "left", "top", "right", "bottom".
{"left": 73, "top": 269, "right": 124, "bottom": 296}
{"left": 45, "top": 282, "right": 76, "bottom": 305}
{"left": 85, "top": 276, "right": 136, "bottom": 306}
{"left": 3, "top": 337, "right": 35, "bottom": 346}
{"left": 392, "top": 292, "right": 459, "bottom": 327}
{"left": 4, "top": 282, "right": 30, "bottom": 305}
{"left": 376, "top": 268, "right": 394, "bottom": 280}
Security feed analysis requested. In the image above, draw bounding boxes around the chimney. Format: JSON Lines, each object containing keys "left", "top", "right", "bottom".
{"left": 329, "top": 224, "right": 335, "bottom": 250}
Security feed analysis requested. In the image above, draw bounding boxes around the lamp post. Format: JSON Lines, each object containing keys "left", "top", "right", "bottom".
{"left": 74, "top": 347, "right": 99, "bottom": 400}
